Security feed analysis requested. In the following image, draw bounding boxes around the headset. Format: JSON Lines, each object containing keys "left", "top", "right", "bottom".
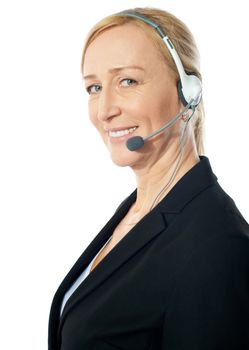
{"left": 113, "top": 11, "right": 202, "bottom": 151}
{"left": 115, "top": 11, "right": 202, "bottom": 109}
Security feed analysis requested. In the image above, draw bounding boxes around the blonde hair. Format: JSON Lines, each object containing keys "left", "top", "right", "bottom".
{"left": 81, "top": 7, "right": 205, "bottom": 155}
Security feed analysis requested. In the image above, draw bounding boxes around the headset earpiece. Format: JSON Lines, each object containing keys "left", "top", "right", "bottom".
{"left": 177, "top": 73, "right": 202, "bottom": 108}
{"left": 177, "top": 80, "right": 187, "bottom": 106}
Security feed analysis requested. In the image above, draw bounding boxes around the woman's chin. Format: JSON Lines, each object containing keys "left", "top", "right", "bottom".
{"left": 108, "top": 147, "right": 139, "bottom": 167}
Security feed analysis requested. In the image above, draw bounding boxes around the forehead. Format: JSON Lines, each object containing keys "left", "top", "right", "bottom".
{"left": 83, "top": 23, "right": 165, "bottom": 76}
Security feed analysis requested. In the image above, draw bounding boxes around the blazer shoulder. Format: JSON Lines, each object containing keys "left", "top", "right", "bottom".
{"left": 188, "top": 181, "right": 249, "bottom": 239}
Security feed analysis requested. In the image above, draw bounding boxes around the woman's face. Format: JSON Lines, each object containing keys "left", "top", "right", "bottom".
{"left": 83, "top": 23, "right": 181, "bottom": 168}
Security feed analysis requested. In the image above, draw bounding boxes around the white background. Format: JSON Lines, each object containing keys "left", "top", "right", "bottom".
{"left": 0, "top": 1, "right": 248, "bottom": 349}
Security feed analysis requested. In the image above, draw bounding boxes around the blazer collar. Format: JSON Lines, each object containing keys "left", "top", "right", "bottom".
{"left": 50, "top": 156, "right": 218, "bottom": 348}
{"left": 117, "top": 155, "right": 217, "bottom": 218}
{"left": 159, "top": 155, "right": 217, "bottom": 213}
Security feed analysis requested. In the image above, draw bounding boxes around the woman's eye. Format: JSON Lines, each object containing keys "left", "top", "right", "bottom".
{"left": 86, "top": 84, "right": 102, "bottom": 95}
{"left": 120, "top": 78, "right": 137, "bottom": 87}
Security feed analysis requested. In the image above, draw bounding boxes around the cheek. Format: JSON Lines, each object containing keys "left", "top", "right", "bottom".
{"left": 148, "top": 85, "right": 179, "bottom": 119}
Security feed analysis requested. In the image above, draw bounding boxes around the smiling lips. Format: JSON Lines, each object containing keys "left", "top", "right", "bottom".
{"left": 107, "top": 126, "right": 138, "bottom": 143}
{"left": 109, "top": 126, "right": 137, "bottom": 137}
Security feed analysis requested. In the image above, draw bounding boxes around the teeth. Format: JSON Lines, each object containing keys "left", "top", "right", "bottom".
{"left": 109, "top": 127, "right": 137, "bottom": 138}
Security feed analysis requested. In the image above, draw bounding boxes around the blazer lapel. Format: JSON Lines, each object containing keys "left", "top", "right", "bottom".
{"left": 59, "top": 190, "right": 166, "bottom": 327}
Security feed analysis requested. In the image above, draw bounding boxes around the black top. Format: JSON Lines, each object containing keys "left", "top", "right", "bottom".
{"left": 48, "top": 156, "right": 249, "bottom": 350}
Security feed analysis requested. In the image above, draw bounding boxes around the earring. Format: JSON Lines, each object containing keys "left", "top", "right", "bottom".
{"left": 180, "top": 112, "right": 188, "bottom": 122}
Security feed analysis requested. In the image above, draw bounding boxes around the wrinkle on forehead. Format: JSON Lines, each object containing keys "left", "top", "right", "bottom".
{"left": 83, "top": 23, "right": 169, "bottom": 80}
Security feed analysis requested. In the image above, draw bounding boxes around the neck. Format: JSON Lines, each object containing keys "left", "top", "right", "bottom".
{"left": 130, "top": 133, "right": 200, "bottom": 215}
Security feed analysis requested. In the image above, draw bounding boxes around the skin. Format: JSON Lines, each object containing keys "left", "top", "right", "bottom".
{"left": 83, "top": 23, "right": 200, "bottom": 226}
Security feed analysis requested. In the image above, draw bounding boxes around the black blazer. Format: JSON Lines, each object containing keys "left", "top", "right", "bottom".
{"left": 48, "top": 156, "right": 249, "bottom": 350}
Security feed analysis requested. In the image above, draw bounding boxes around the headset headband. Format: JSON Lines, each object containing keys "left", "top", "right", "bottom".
{"left": 115, "top": 11, "right": 202, "bottom": 108}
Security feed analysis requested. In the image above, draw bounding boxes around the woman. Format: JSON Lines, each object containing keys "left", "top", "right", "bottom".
{"left": 48, "top": 7, "right": 249, "bottom": 350}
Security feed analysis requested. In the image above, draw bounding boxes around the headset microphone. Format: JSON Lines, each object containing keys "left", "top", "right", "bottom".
{"left": 126, "top": 99, "right": 194, "bottom": 151}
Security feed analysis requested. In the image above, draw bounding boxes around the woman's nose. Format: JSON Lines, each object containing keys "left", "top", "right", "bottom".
{"left": 97, "top": 89, "right": 122, "bottom": 122}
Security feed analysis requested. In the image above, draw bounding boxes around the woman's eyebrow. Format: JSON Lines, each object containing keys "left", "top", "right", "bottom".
{"left": 83, "top": 65, "right": 145, "bottom": 80}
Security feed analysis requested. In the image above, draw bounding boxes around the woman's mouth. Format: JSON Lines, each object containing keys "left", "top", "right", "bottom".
{"left": 108, "top": 126, "right": 138, "bottom": 144}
